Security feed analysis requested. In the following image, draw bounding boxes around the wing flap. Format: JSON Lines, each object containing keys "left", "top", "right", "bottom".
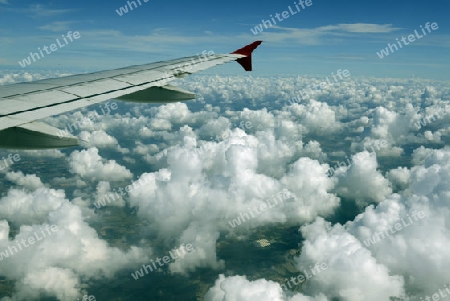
{"left": 0, "top": 121, "right": 78, "bottom": 149}
{"left": 117, "top": 84, "right": 195, "bottom": 103}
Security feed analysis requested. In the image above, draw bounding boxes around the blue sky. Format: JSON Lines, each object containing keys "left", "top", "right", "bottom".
{"left": 0, "top": 0, "right": 449, "bottom": 79}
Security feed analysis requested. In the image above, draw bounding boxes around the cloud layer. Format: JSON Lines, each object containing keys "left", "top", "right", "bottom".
{"left": 1, "top": 72, "right": 449, "bottom": 300}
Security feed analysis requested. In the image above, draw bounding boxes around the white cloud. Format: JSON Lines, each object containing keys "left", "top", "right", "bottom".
{"left": 78, "top": 130, "right": 117, "bottom": 148}
{"left": 128, "top": 130, "right": 340, "bottom": 273}
{"left": 333, "top": 151, "right": 392, "bottom": 207}
{"left": 205, "top": 274, "right": 328, "bottom": 301}
{"left": 69, "top": 148, "right": 133, "bottom": 182}
{"left": 2, "top": 72, "right": 450, "bottom": 300}
{"left": 296, "top": 218, "right": 405, "bottom": 301}
{"left": 95, "top": 181, "right": 125, "bottom": 207}
{"left": 0, "top": 195, "right": 151, "bottom": 300}
{"left": 320, "top": 23, "right": 402, "bottom": 33}
{"left": 253, "top": 23, "right": 402, "bottom": 44}
{"left": 5, "top": 171, "right": 44, "bottom": 190}
{"left": 38, "top": 21, "right": 75, "bottom": 32}
{"left": 0, "top": 188, "right": 65, "bottom": 225}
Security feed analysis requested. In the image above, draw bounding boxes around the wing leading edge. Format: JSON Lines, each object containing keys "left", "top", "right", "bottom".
{"left": 0, "top": 41, "right": 262, "bottom": 149}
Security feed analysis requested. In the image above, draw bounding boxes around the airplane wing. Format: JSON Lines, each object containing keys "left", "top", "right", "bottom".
{"left": 0, "top": 40, "right": 262, "bottom": 149}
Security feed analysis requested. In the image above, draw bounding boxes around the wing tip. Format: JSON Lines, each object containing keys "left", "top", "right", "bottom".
{"left": 231, "top": 40, "right": 263, "bottom": 56}
{"left": 231, "top": 41, "right": 263, "bottom": 71}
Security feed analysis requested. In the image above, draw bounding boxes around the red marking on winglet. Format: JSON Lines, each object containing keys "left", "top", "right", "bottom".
{"left": 231, "top": 40, "right": 263, "bottom": 71}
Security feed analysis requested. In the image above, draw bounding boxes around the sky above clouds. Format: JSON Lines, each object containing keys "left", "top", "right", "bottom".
{"left": 0, "top": 0, "right": 449, "bottom": 78}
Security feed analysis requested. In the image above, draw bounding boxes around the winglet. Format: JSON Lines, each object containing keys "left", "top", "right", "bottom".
{"left": 231, "top": 40, "right": 263, "bottom": 71}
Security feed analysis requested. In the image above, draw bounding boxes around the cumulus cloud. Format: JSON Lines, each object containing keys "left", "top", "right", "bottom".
{"left": 205, "top": 274, "right": 328, "bottom": 301}
{"left": 5, "top": 171, "right": 44, "bottom": 190}
{"left": 295, "top": 146, "right": 450, "bottom": 300}
{"left": 128, "top": 129, "right": 339, "bottom": 274}
{"left": 0, "top": 188, "right": 65, "bottom": 225}
{"left": 1, "top": 72, "right": 450, "bottom": 301}
{"left": 333, "top": 151, "right": 392, "bottom": 207}
{"left": 78, "top": 130, "right": 117, "bottom": 148}
{"left": 69, "top": 147, "right": 133, "bottom": 182}
{"left": 0, "top": 188, "right": 151, "bottom": 300}
{"left": 289, "top": 99, "right": 342, "bottom": 134}
{"left": 296, "top": 218, "right": 405, "bottom": 301}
